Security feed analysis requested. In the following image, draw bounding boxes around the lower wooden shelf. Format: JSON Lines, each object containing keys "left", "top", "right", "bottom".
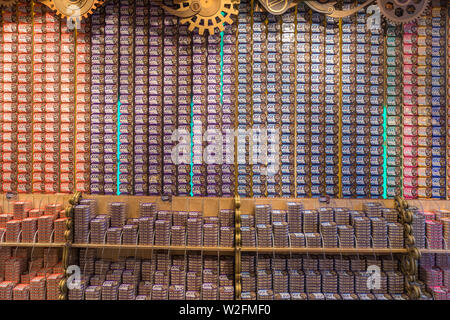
{"left": 0, "top": 242, "right": 66, "bottom": 248}
{"left": 419, "top": 249, "right": 450, "bottom": 254}
{"left": 241, "top": 247, "right": 408, "bottom": 254}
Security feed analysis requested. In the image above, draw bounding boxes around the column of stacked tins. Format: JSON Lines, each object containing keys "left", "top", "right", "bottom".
{"left": 103, "top": 0, "right": 119, "bottom": 195}
{"left": 186, "top": 10, "right": 197, "bottom": 196}
{"left": 90, "top": 5, "right": 106, "bottom": 194}
{"left": 162, "top": 0, "right": 178, "bottom": 196}
{"left": 60, "top": 9, "right": 76, "bottom": 193}
{"left": 295, "top": 3, "right": 311, "bottom": 197}
{"left": 236, "top": 0, "right": 251, "bottom": 197}
{"left": 191, "top": 11, "right": 208, "bottom": 197}
{"left": 448, "top": 2, "right": 450, "bottom": 198}
{"left": 43, "top": 5, "right": 60, "bottom": 194}
{"left": 324, "top": 9, "right": 339, "bottom": 198}
{"left": 403, "top": 21, "right": 419, "bottom": 199}
{"left": 1, "top": 4, "right": 17, "bottom": 193}
{"left": 251, "top": 8, "right": 265, "bottom": 197}
{"left": 341, "top": 0, "right": 356, "bottom": 198}
{"left": 269, "top": 10, "right": 283, "bottom": 197}
{"left": 280, "top": 8, "right": 296, "bottom": 198}
{"left": 222, "top": 16, "right": 237, "bottom": 198}
{"left": 386, "top": 22, "right": 403, "bottom": 199}
{"left": 118, "top": 0, "right": 135, "bottom": 195}
{"left": 0, "top": 5, "right": 2, "bottom": 192}
{"left": 16, "top": 1, "right": 31, "bottom": 193}
{"left": 310, "top": 10, "right": 327, "bottom": 197}
{"left": 148, "top": 1, "right": 163, "bottom": 196}
{"left": 430, "top": 3, "right": 446, "bottom": 199}
{"left": 91, "top": 0, "right": 119, "bottom": 195}
{"left": 206, "top": 30, "right": 222, "bottom": 196}
{"left": 355, "top": 5, "right": 372, "bottom": 197}
{"left": 368, "top": 4, "right": 384, "bottom": 198}
{"left": 75, "top": 17, "right": 91, "bottom": 193}
{"left": 176, "top": 11, "right": 192, "bottom": 197}
{"left": 133, "top": 0, "right": 149, "bottom": 195}
{"left": 416, "top": 9, "right": 434, "bottom": 198}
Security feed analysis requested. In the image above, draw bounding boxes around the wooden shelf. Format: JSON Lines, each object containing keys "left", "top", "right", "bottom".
{"left": 71, "top": 243, "right": 235, "bottom": 253}
{"left": 419, "top": 249, "right": 450, "bottom": 254}
{"left": 240, "top": 247, "right": 408, "bottom": 255}
{"left": 0, "top": 242, "right": 66, "bottom": 248}
{"left": 69, "top": 243, "right": 407, "bottom": 255}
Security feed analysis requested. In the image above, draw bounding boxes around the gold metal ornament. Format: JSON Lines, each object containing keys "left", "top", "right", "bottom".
{"left": 40, "top": 0, "right": 105, "bottom": 21}
{"left": 303, "top": 0, "right": 376, "bottom": 18}
{"left": 0, "top": 0, "right": 17, "bottom": 8}
{"left": 257, "top": 0, "right": 297, "bottom": 15}
{"left": 161, "top": 0, "right": 239, "bottom": 35}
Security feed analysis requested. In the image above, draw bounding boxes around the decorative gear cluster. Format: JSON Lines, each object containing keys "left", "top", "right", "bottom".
{"left": 40, "top": 0, "right": 105, "bottom": 21}
{"left": 0, "top": 0, "right": 17, "bottom": 7}
{"left": 377, "top": 0, "right": 430, "bottom": 24}
{"left": 162, "top": 0, "right": 240, "bottom": 35}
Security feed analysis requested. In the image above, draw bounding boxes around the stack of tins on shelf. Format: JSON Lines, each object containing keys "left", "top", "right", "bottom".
{"left": 1, "top": 3, "right": 18, "bottom": 193}
{"left": 341, "top": 0, "right": 357, "bottom": 198}
{"left": 429, "top": 3, "right": 446, "bottom": 199}
{"left": 206, "top": 31, "right": 222, "bottom": 196}
{"left": 280, "top": 8, "right": 296, "bottom": 198}
{"left": 385, "top": 22, "right": 403, "bottom": 198}
{"left": 118, "top": 0, "right": 135, "bottom": 195}
{"left": 403, "top": 21, "right": 419, "bottom": 199}
{"left": 236, "top": 0, "right": 252, "bottom": 198}
{"left": 147, "top": 0, "right": 163, "bottom": 196}
{"left": 176, "top": 12, "right": 192, "bottom": 197}
{"left": 75, "top": 19, "right": 91, "bottom": 193}
{"left": 161, "top": 0, "right": 178, "bottom": 196}
{"left": 222, "top": 17, "right": 237, "bottom": 198}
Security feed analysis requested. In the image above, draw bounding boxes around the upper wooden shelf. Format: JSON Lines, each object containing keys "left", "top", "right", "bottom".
{"left": 71, "top": 243, "right": 235, "bottom": 253}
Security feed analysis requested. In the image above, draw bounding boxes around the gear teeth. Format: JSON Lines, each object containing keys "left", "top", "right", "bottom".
{"left": 161, "top": 0, "right": 237, "bottom": 34}
{"left": 0, "top": 0, "right": 17, "bottom": 8}
{"left": 224, "top": 16, "right": 233, "bottom": 25}
{"left": 46, "top": 0, "right": 104, "bottom": 21}
{"left": 377, "top": 0, "right": 430, "bottom": 24}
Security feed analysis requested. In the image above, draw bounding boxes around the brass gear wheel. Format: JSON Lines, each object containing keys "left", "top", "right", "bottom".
{"left": 41, "top": 0, "right": 105, "bottom": 20}
{"left": 178, "top": 0, "right": 239, "bottom": 35}
{"left": 377, "top": 0, "right": 430, "bottom": 24}
{"left": 0, "top": 0, "right": 17, "bottom": 7}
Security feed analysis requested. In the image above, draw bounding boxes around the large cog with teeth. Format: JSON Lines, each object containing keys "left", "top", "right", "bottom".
{"left": 41, "top": 0, "right": 105, "bottom": 21}
{"left": 163, "top": 0, "right": 240, "bottom": 35}
{"left": 0, "top": 0, "right": 18, "bottom": 8}
{"left": 377, "top": 0, "right": 430, "bottom": 24}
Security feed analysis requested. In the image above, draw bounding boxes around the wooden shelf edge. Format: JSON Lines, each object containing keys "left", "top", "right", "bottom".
{"left": 70, "top": 243, "right": 235, "bottom": 252}
{"left": 419, "top": 249, "right": 450, "bottom": 254}
{"left": 0, "top": 242, "right": 66, "bottom": 248}
{"left": 240, "top": 247, "right": 408, "bottom": 254}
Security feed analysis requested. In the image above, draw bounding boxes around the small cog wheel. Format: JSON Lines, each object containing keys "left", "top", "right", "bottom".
{"left": 45, "top": 0, "right": 105, "bottom": 20}
{"left": 377, "top": 0, "right": 430, "bottom": 24}
{"left": 0, "top": 0, "right": 18, "bottom": 7}
{"left": 180, "top": 0, "right": 240, "bottom": 35}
